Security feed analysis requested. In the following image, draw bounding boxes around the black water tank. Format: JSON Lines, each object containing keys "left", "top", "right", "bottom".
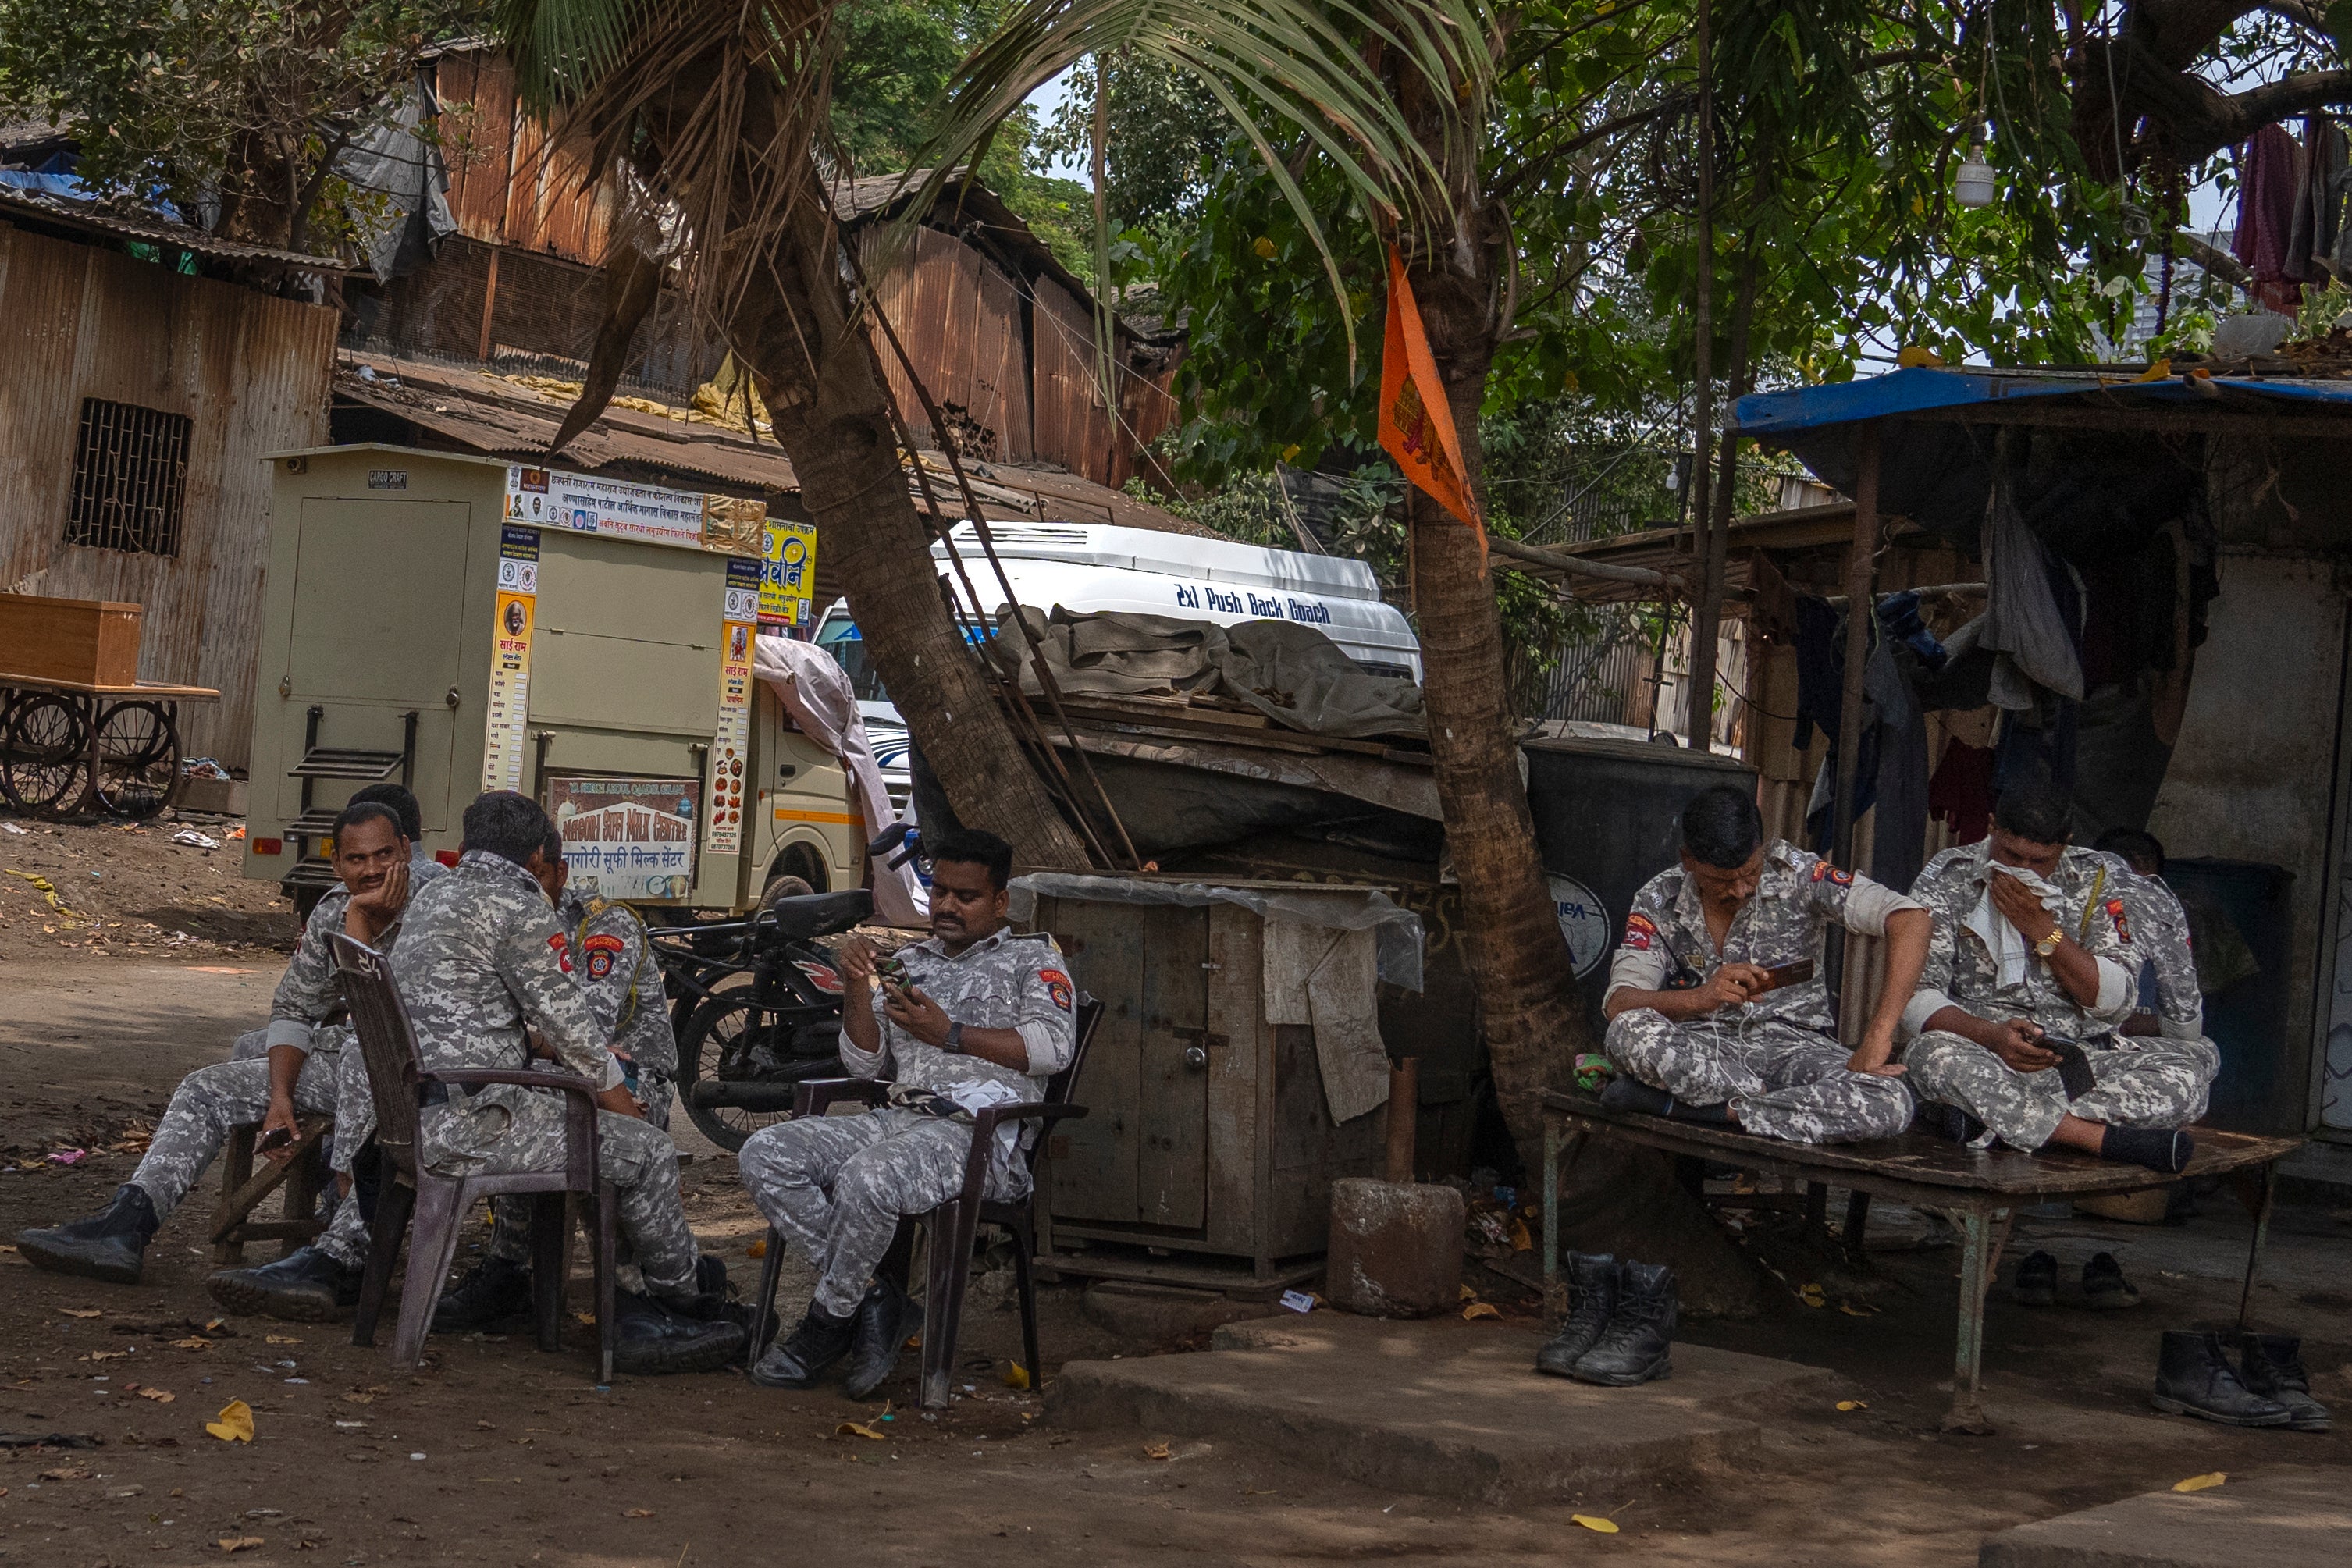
{"left": 1522, "top": 734, "right": 1758, "bottom": 1038}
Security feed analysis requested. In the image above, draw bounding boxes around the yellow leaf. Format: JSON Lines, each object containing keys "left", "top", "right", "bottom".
{"left": 2173, "top": 1472, "right": 2226, "bottom": 1493}
{"left": 1508, "top": 1218, "right": 1532, "bottom": 1253}
{"left": 1838, "top": 1301, "right": 1875, "bottom": 1317}
{"left": 1461, "top": 1302, "right": 1502, "bottom": 1321}
{"left": 205, "top": 1399, "right": 254, "bottom": 1443}
{"left": 1799, "top": 1284, "right": 1826, "bottom": 1308}
{"left": 1280, "top": 444, "right": 1301, "bottom": 464}
{"left": 1572, "top": 1515, "right": 1620, "bottom": 1534}
{"left": 745, "top": 1239, "right": 768, "bottom": 1258}
{"left": 58, "top": 1307, "right": 101, "bottom": 1319}
{"left": 138, "top": 1388, "right": 175, "bottom": 1404}
{"left": 1457, "top": 1283, "right": 1477, "bottom": 1300}
{"left": 1251, "top": 236, "right": 1277, "bottom": 260}
{"left": 173, "top": 1338, "right": 213, "bottom": 1351}
{"left": 623, "top": 1508, "right": 655, "bottom": 1518}
{"left": 218, "top": 1536, "right": 265, "bottom": 1553}
{"left": 1143, "top": 1442, "right": 1173, "bottom": 1460}
{"left": 1896, "top": 345, "right": 1945, "bottom": 369}
{"left": 1003, "top": 1363, "right": 1030, "bottom": 1391}
{"left": 265, "top": 1335, "right": 301, "bottom": 1346}
{"left": 2135, "top": 357, "right": 2173, "bottom": 382}
{"left": 1836, "top": 1400, "right": 1868, "bottom": 1412}
{"left": 834, "top": 1422, "right": 886, "bottom": 1441}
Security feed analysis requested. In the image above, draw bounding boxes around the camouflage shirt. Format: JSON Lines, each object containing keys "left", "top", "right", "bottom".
{"left": 1604, "top": 839, "right": 1923, "bottom": 1034}
{"left": 555, "top": 888, "right": 678, "bottom": 1076}
{"left": 1901, "top": 842, "right": 2137, "bottom": 1041}
{"left": 391, "top": 850, "right": 621, "bottom": 1091}
{"left": 2094, "top": 853, "right": 2204, "bottom": 1040}
{"left": 265, "top": 847, "right": 448, "bottom": 1054}
{"left": 842, "top": 925, "right": 1078, "bottom": 1097}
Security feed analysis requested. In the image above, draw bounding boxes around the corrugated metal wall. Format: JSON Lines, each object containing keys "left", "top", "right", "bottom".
{"left": 433, "top": 50, "right": 611, "bottom": 267}
{"left": 0, "top": 221, "right": 336, "bottom": 770}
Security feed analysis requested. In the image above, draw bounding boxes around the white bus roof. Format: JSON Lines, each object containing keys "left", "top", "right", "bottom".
{"left": 930, "top": 521, "right": 1382, "bottom": 602}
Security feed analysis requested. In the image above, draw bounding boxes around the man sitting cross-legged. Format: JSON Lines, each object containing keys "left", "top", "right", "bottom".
{"left": 19, "top": 801, "right": 420, "bottom": 1285}
{"left": 1903, "top": 780, "right": 2218, "bottom": 1172}
{"left": 1596, "top": 784, "right": 1930, "bottom": 1143}
{"left": 737, "top": 827, "right": 1076, "bottom": 1399}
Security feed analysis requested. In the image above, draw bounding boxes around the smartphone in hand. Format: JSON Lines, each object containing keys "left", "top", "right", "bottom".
{"left": 258, "top": 1126, "right": 294, "bottom": 1153}
{"left": 1755, "top": 959, "right": 1816, "bottom": 993}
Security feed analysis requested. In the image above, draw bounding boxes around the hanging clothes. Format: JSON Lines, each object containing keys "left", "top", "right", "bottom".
{"left": 1789, "top": 594, "right": 1845, "bottom": 752}
{"left": 1978, "top": 453, "right": 2085, "bottom": 710}
{"left": 1927, "top": 737, "right": 1998, "bottom": 845}
{"left": 2287, "top": 116, "right": 2347, "bottom": 283}
{"left": 2235, "top": 123, "right": 2306, "bottom": 315}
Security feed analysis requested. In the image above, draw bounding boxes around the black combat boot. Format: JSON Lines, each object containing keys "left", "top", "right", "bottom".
{"left": 1535, "top": 1253, "right": 1617, "bottom": 1378}
{"left": 429, "top": 1255, "right": 535, "bottom": 1332}
{"left": 17, "top": 1185, "right": 160, "bottom": 1284}
{"left": 2150, "top": 1329, "right": 2291, "bottom": 1427}
{"left": 841, "top": 1276, "right": 914, "bottom": 1401}
{"left": 208, "top": 1245, "right": 363, "bottom": 1321}
{"left": 2239, "top": 1333, "right": 2332, "bottom": 1432}
{"left": 749, "top": 1300, "right": 859, "bottom": 1388}
{"left": 2012, "top": 1250, "right": 2058, "bottom": 1308}
{"left": 2080, "top": 1251, "right": 2140, "bottom": 1311}
{"left": 611, "top": 1292, "right": 747, "bottom": 1376}
{"left": 1599, "top": 1077, "right": 1731, "bottom": 1126}
{"left": 1571, "top": 1260, "right": 1678, "bottom": 1387}
{"left": 1916, "top": 1102, "right": 1987, "bottom": 1143}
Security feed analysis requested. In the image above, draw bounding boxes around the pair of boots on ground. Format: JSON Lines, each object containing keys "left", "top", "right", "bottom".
{"left": 2151, "top": 1327, "right": 2331, "bottom": 1431}
{"left": 752, "top": 1271, "right": 917, "bottom": 1400}
{"left": 1599, "top": 1076, "right": 2195, "bottom": 1174}
{"left": 1534, "top": 1252, "right": 1678, "bottom": 1386}
{"left": 20, "top": 1182, "right": 742, "bottom": 1376}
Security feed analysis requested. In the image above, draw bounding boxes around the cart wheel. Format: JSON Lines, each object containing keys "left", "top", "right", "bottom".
{"left": 92, "top": 701, "right": 180, "bottom": 820}
{"left": 1, "top": 694, "right": 92, "bottom": 817}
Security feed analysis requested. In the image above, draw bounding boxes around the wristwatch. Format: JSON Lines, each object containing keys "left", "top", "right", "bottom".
{"left": 2033, "top": 930, "right": 2062, "bottom": 958}
{"left": 945, "top": 1022, "right": 966, "bottom": 1054}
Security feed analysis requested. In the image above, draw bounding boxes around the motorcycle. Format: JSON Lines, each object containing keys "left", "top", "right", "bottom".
{"left": 650, "top": 887, "right": 874, "bottom": 1152}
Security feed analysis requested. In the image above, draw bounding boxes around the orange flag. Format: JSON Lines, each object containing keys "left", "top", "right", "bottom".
{"left": 1377, "top": 247, "right": 1484, "bottom": 551}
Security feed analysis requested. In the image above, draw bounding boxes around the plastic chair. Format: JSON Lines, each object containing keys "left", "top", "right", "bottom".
{"left": 330, "top": 931, "right": 617, "bottom": 1382}
{"left": 751, "top": 997, "right": 1102, "bottom": 1409}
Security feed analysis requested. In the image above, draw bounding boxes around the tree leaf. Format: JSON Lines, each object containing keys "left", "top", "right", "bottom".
{"left": 2173, "top": 1472, "right": 2226, "bottom": 1492}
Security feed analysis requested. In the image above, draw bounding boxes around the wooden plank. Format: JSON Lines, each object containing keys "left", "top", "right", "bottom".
{"left": 1044, "top": 897, "right": 1144, "bottom": 1225}
{"left": 1134, "top": 901, "right": 1208, "bottom": 1230}
{"left": 1201, "top": 902, "right": 1262, "bottom": 1256}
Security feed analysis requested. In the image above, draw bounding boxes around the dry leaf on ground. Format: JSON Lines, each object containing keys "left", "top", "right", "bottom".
{"left": 218, "top": 1537, "right": 265, "bottom": 1553}
{"left": 265, "top": 1335, "right": 301, "bottom": 1346}
{"left": 57, "top": 1307, "right": 101, "bottom": 1319}
{"left": 2174, "top": 1472, "right": 2226, "bottom": 1492}
{"left": 623, "top": 1508, "right": 655, "bottom": 1518}
{"left": 1461, "top": 1301, "right": 1502, "bottom": 1321}
{"left": 172, "top": 1338, "right": 214, "bottom": 1351}
{"left": 746, "top": 1239, "right": 767, "bottom": 1257}
{"left": 205, "top": 1399, "right": 254, "bottom": 1442}
{"left": 1143, "top": 1442, "right": 1173, "bottom": 1460}
{"left": 1571, "top": 1515, "right": 1620, "bottom": 1534}
{"left": 39, "top": 1467, "right": 93, "bottom": 1481}
{"left": 138, "top": 1388, "right": 175, "bottom": 1404}
{"left": 834, "top": 1423, "right": 886, "bottom": 1441}
{"left": 1835, "top": 1400, "right": 1868, "bottom": 1412}
{"left": 1003, "top": 1363, "right": 1030, "bottom": 1390}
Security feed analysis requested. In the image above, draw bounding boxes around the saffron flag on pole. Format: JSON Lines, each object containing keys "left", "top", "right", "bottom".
{"left": 1377, "top": 247, "right": 1485, "bottom": 553}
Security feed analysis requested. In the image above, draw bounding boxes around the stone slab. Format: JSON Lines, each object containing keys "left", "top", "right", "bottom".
{"left": 1979, "top": 1469, "right": 2351, "bottom": 1568}
{"left": 1046, "top": 1310, "right": 1835, "bottom": 1504}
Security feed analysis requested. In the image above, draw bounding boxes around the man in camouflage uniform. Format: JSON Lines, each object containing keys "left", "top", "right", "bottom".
{"left": 2092, "top": 828, "right": 2205, "bottom": 1044}
{"left": 19, "top": 800, "right": 428, "bottom": 1288}
{"left": 386, "top": 791, "right": 737, "bottom": 1374}
{"left": 1597, "top": 784, "right": 1930, "bottom": 1143}
{"left": 1904, "top": 780, "right": 2216, "bottom": 1172}
{"left": 740, "top": 827, "right": 1076, "bottom": 1397}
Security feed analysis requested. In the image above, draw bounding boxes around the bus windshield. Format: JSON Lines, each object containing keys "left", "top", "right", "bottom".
{"left": 817, "top": 617, "right": 890, "bottom": 704}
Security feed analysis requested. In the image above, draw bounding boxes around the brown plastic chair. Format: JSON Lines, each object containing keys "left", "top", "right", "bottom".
{"left": 750, "top": 997, "right": 1102, "bottom": 1410}
{"left": 331, "top": 932, "right": 617, "bottom": 1382}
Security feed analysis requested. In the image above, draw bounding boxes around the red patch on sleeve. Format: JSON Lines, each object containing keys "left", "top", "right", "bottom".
{"left": 1810, "top": 862, "right": 1854, "bottom": 886}
{"left": 2105, "top": 898, "right": 2132, "bottom": 944}
{"left": 547, "top": 932, "right": 572, "bottom": 974}
{"left": 582, "top": 931, "right": 625, "bottom": 980}
{"left": 1040, "top": 967, "right": 1074, "bottom": 1011}
{"left": 1622, "top": 912, "right": 1657, "bottom": 951}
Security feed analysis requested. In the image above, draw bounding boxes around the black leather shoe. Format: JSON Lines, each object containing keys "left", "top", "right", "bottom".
{"left": 749, "top": 1301, "right": 859, "bottom": 1388}
{"left": 841, "top": 1277, "right": 913, "bottom": 1401}
{"left": 2013, "top": 1250, "right": 2058, "bottom": 1308}
{"left": 431, "top": 1255, "right": 535, "bottom": 1332}
{"left": 17, "top": 1185, "right": 159, "bottom": 1285}
{"left": 2080, "top": 1251, "right": 2140, "bottom": 1311}
{"left": 2151, "top": 1329, "right": 2291, "bottom": 1427}
{"left": 611, "top": 1292, "right": 747, "bottom": 1376}
{"left": 1917, "top": 1103, "right": 1987, "bottom": 1143}
{"left": 2240, "top": 1332, "right": 2332, "bottom": 1431}
{"left": 1571, "top": 1260, "right": 1677, "bottom": 1387}
{"left": 1535, "top": 1253, "right": 1617, "bottom": 1377}
{"left": 208, "top": 1245, "right": 362, "bottom": 1322}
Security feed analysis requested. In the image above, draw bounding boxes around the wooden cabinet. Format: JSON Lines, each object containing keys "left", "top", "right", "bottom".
{"left": 0, "top": 593, "right": 143, "bottom": 687}
{"left": 1030, "top": 884, "right": 1391, "bottom": 1280}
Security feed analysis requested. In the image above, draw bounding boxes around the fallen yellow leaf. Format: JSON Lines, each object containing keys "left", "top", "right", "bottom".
{"left": 40, "top": 1467, "right": 93, "bottom": 1481}
{"left": 218, "top": 1536, "right": 264, "bottom": 1553}
{"left": 2173, "top": 1472, "right": 2226, "bottom": 1493}
{"left": 80, "top": 1349, "right": 124, "bottom": 1360}
{"left": 1003, "top": 1362, "right": 1030, "bottom": 1391}
{"left": 340, "top": 1392, "right": 375, "bottom": 1405}
{"left": 834, "top": 1422, "right": 885, "bottom": 1441}
{"left": 1836, "top": 1400, "right": 1867, "bottom": 1412}
{"left": 58, "top": 1307, "right": 101, "bottom": 1319}
{"left": 205, "top": 1399, "right": 254, "bottom": 1443}
{"left": 623, "top": 1508, "right": 655, "bottom": 1519}
{"left": 173, "top": 1338, "right": 214, "bottom": 1351}
{"left": 138, "top": 1388, "right": 175, "bottom": 1404}
{"left": 1838, "top": 1302, "right": 1876, "bottom": 1317}
{"left": 746, "top": 1238, "right": 768, "bottom": 1258}
{"left": 1799, "top": 1284, "right": 1826, "bottom": 1308}
{"left": 2135, "top": 357, "right": 2174, "bottom": 383}
{"left": 1572, "top": 1515, "right": 1620, "bottom": 1534}
{"left": 1457, "top": 1283, "right": 1477, "bottom": 1301}
{"left": 265, "top": 1335, "right": 301, "bottom": 1346}
{"left": 1143, "top": 1442, "right": 1173, "bottom": 1460}
{"left": 1461, "top": 1302, "right": 1502, "bottom": 1321}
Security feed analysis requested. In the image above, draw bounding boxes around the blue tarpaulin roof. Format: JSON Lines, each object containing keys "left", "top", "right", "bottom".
{"left": 1733, "top": 364, "right": 2352, "bottom": 436}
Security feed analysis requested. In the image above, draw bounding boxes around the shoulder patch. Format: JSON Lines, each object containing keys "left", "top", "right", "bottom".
{"left": 546, "top": 931, "right": 572, "bottom": 974}
{"left": 1623, "top": 912, "right": 1658, "bottom": 951}
{"left": 582, "top": 930, "right": 627, "bottom": 980}
{"left": 2105, "top": 898, "right": 2132, "bottom": 944}
{"left": 1810, "top": 862, "right": 1854, "bottom": 887}
{"left": 1039, "top": 966, "right": 1074, "bottom": 1011}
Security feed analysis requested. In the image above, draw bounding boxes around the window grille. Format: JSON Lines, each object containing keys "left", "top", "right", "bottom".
{"left": 63, "top": 398, "right": 191, "bottom": 557}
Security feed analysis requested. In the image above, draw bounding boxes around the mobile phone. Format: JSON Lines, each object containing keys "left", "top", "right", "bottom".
{"left": 2042, "top": 1036, "right": 2098, "bottom": 1100}
{"left": 876, "top": 954, "right": 909, "bottom": 985}
{"left": 258, "top": 1127, "right": 294, "bottom": 1152}
{"left": 1756, "top": 959, "right": 1816, "bottom": 993}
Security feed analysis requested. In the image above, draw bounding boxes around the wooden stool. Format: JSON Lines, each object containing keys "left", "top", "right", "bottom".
{"left": 210, "top": 1117, "right": 333, "bottom": 1266}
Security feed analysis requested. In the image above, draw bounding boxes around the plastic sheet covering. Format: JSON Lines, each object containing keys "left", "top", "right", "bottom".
{"left": 1009, "top": 873, "right": 1424, "bottom": 991}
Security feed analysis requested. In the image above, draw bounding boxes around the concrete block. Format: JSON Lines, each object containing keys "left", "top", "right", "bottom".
{"left": 1979, "top": 1468, "right": 2350, "bottom": 1568}
{"left": 1324, "top": 1177, "right": 1464, "bottom": 1317}
{"left": 1048, "top": 1308, "right": 1834, "bottom": 1504}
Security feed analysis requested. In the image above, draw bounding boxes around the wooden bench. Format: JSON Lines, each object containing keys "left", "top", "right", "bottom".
{"left": 1539, "top": 1091, "right": 2302, "bottom": 1433}
{"left": 208, "top": 1116, "right": 333, "bottom": 1266}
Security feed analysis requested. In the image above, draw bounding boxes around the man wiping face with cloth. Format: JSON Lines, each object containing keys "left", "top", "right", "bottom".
{"left": 1902, "top": 778, "right": 2219, "bottom": 1172}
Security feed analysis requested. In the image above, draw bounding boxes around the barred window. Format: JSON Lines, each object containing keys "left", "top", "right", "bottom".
{"left": 63, "top": 399, "right": 191, "bottom": 557}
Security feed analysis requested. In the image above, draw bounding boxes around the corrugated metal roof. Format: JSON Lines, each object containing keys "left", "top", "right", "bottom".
{"left": 0, "top": 182, "right": 347, "bottom": 272}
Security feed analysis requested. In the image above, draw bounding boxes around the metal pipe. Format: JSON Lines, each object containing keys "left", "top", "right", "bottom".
{"left": 1384, "top": 1057, "right": 1418, "bottom": 1184}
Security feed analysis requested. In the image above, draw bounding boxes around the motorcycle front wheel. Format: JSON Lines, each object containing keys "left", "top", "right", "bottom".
{"left": 677, "top": 994, "right": 842, "bottom": 1152}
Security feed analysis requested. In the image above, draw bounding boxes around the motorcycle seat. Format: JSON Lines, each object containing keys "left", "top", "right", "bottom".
{"left": 759, "top": 887, "right": 874, "bottom": 942}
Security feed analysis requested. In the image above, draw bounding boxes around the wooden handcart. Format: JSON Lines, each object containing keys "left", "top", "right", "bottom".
{"left": 0, "top": 673, "right": 219, "bottom": 820}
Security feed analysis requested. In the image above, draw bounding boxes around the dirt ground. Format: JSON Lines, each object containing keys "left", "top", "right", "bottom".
{"left": 2, "top": 820, "right": 2348, "bottom": 1566}
{"left": 0, "top": 814, "right": 293, "bottom": 965}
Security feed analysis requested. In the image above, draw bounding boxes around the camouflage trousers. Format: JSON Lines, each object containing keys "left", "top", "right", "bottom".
{"left": 739, "top": 1108, "right": 1023, "bottom": 1317}
{"left": 227, "top": 1029, "right": 368, "bottom": 1267}
{"left": 1905, "top": 1031, "right": 2221, "bottom": 1150}
{"left": 1605, "top": 1010, "right": 1914, "bottom": 1143}
{"left": 419, "top": 1083, "right": 699, "bottom": 1295}
{"left": 130, "top": 1051, "right": 343, "bottom": 1221}
{"left": 486, "top": 1072, "right": 674, "bottom": 1268}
